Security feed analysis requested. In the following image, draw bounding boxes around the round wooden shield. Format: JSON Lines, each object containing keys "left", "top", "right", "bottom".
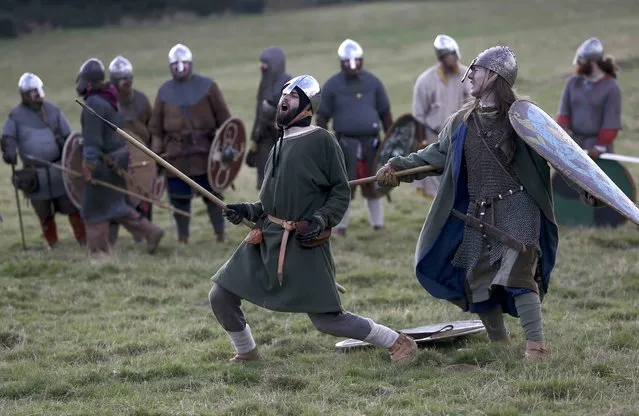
{"left": 125, "top": 139, "right": 157, "bottom": 206}
{"left": 334, "top": 320, "right": 486, "bottom": 351}
{"left": 61, "top": 132, "right": 85, "bottom": 210}
{"left": 552, "top": 159, "right": 636, "bottom": 227}
{"left": 208, "top": 117, "right": 246, "bottom": 193}
{"left": 369, "top": 113, "right": 417, "bottom": 198}
{"left": 509, "top": 99, "right": 639, "bottom": 225}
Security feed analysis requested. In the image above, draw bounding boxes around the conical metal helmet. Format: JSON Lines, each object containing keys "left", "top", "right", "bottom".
{"left": 433, "top": 34, "right": 461, "bottom": 60}
{"left": 78, "top": 58, "right": 106, "bottom": 83}
{"left": 281, "top": 74, "right": 321, "bottom": 114}
{"left": 572, "top": 37, "right": 603, "bottom": 65}
{"left": 462, "top": 45, "right": 518, "bottom": 87}
{"left": 168, "top": 43, "right": 193, "bottom": 72}
{"left": 109, "top": 55, "right": 133, "bottom": 79}
{"left": 338, "top": 39, "right": 363, "bottom": 70}
{"left": 18, "top": 72, "right": 45, "bottom": 97}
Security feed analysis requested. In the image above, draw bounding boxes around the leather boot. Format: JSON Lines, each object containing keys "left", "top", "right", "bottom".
{"left": 494, "top": 334, "right": 512, "bottom": 344}
{"left": 41, "top": 216, "right": 58, "bottom": 248}
{"left": 119, "top": 214, "right": 165, "bottom": 254}
{"left": 229, "top": 346, "right": 260, "bottom": 363}
{"left": 68, "top": 212, "right": 86, "bottom": 246}
{"left": 389, "top": 334, "right": 417, "bottom": 363}
{"left": 524, "top": 340, "right": 548, "bottom": 359}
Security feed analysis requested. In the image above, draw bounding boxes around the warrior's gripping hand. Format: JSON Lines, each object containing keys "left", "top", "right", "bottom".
{"left": 581, "top": 191, "right": 606, "bottom": 208}
{"left": 82, "top": 163, "right": 94, "bottom": 181}
{"left": 376, "top": 164, "right": 399, "bottom": 187}
{"left": 223, "top": 203, "right": 251, "bottom": 225}
{"left": 1, "top": 136, "right": 17, "bottom": 165}
{"left": 296, "top": 215, "right": 326, "bottom": 243}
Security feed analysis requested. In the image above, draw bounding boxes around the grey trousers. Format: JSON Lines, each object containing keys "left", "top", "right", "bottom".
{"left": 208, "top": 283, "right": 373, "bottom": 340}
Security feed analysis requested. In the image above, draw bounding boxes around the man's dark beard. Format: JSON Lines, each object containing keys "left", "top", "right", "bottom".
{"left": 276, "top": 107, "right": 297, "bottom": 127}
{"left": 577, "top": 63, "right": 593, "bottom": 76}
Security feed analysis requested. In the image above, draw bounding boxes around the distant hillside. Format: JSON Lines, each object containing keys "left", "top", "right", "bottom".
{"left": 0, "top": 0, "right": 371, "bottom": 38}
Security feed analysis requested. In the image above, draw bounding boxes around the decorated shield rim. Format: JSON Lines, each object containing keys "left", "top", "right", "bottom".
{"left": 207, "top": 117, "right": 246, "bottom": 193}
{"left": 61, "top": 132, "right": 84, "bottom": 210}
{"left": 401, "top": 319, "right": 485, "bottom": 336}
{"left": 509, "top": 99, "right": 639, "bottom": 226}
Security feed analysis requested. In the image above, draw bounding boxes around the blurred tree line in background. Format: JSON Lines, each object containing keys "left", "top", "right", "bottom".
{"left": 0, "top": 0, "right": 376, "bottom": 39}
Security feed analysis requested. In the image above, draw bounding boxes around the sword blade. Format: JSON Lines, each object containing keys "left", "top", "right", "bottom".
{"left": 599, "top": 152, "right": 639, "bottom": 165}
{"left": 451, "top": 209, "right": 526, "bottom": 253}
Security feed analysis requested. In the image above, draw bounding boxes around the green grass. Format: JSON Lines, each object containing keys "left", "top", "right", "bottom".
{"left": 3, "top": 0, "right": 639, "bottom": 414}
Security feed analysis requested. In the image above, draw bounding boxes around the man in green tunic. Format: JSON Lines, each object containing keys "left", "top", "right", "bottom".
{"left": 209, "top": 75, "right": 417, "bottom": 363}
{"left": 377, "top": 46, "right": 566, "bottom": 359}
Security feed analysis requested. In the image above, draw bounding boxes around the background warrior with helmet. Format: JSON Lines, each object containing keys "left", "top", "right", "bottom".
{"left": 411, "top": 34, "right": 471, "bottom": 199}
{"left": 107, "top": 55, "right": 156, "bottom": 244}
{"left": 1, "top": 73, "right": 86, "bottom": 248}
{"left": 245, "top": 46, "right": 292, "bottom": 190}
{"left": 149, "top": 43, "right": 232, "bottom": 244}
{"left": 316, "top": 39, "right": 393, "bottom": 236}
{"left": 557, "top": 37, "right": 622, "bottom": 159}
{"left": 209, "top": 74, "right": 417, "bottom": 364}
{"left": 76, "top": 58, "right": 165, "bottom": 257}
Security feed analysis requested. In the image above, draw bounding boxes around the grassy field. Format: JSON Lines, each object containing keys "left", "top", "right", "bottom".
{"left": 2, "top": 0, "right": 639, "bottom": 414}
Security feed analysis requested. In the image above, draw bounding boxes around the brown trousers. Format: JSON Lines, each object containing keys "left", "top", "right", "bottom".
{"left": 85, "top": 208, "right": 160, "bottom": 254}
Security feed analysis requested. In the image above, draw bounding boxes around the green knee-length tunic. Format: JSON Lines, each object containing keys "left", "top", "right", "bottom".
{"left": 212, "top": 126, "right": 350, "bottom": 313}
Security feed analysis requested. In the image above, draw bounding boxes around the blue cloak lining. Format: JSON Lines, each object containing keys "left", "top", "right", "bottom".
{"left": 414, "top": 122, "right": 558, "bottom": 317}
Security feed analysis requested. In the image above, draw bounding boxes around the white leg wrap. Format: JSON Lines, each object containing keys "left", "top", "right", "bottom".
{"left": 366, "top": 198, "right": 384, "bottom": 227}
{"left": 363, "top": 319, "right": 399, "bottom": 348}
{"left": 336, "top": 206, "right": 351, "bottom": 230}
{"left": 227, "top": 324, "right": 256, "bottom": 354}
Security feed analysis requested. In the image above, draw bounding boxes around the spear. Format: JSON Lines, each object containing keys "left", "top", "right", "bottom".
{"left": 23, "top": 154, "right": 191, "bottom": 218}
{"left": 348, "top": 165, "right": 438, "bottom": 187}
{"left": 75, "top": 99, "right": 252, "bottom": 228}
{"left": 75, "top": 100, "right": 348, "bottom": 294}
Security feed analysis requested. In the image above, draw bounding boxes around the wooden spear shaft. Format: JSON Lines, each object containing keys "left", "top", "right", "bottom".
{"left": 25, "top": 154, "right": 191, "bottom": 218}
{"left": 348, "top": 165, "right": 438, "bottom": 187}
{"left": 75, "top": 99, "right": 254, "bottom": 229}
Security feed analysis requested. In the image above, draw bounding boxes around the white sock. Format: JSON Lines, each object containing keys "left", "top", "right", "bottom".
{"left": 227, "top": 324, "right": 256, "bottom": 354}
{"left": 363, "top": 319, "right": 399, "bottom": 348}
{"left": 366, "top": 198, "right": 384, "bottom": 227}
{"left": 336, "top": 206, "right": 351, "bottom": 230}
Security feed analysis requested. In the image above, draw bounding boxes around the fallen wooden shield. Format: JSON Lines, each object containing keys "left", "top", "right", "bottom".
{"left": 553, "top": 159, "right": 636, "bottom": 227}
{"left": 61, "top": 132, "right": 85, "bottom": 209}
{"left": 335, "top": 320, "right": 486, "bottom": 351}
{"left": 370, "top": 113, "right": 417, "bottom": 198}
{"left": 208, "top": 117, "right": 246, "bottom": 193}
{"left": 125, "top": 139, "right": 157, "bottom": 206}
{"left": 509, "top": 100, "right": 639, "bottom": 225}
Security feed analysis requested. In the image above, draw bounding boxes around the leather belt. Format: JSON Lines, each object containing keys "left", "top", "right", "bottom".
{"left": 267, "top": 214, "right": 297, "bottom": 286}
